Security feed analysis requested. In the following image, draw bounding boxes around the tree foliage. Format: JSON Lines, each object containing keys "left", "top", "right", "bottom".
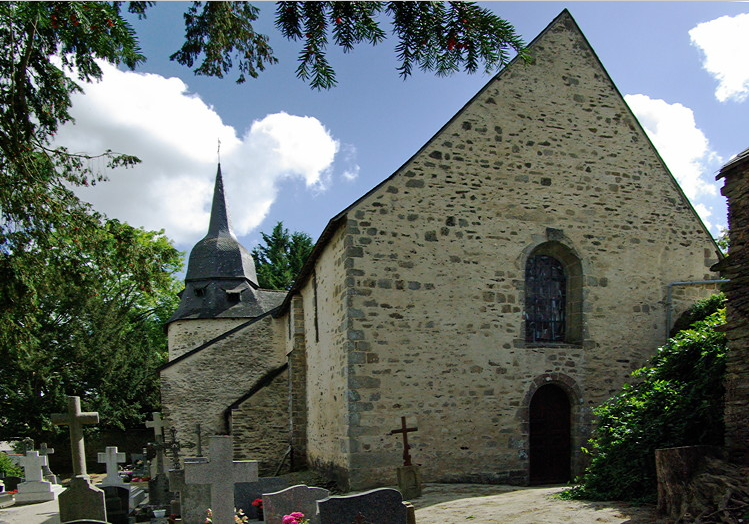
{"left": 0, "top": 2, "right": 183, "bottom": 440}
{"left": 0, "top": 220, "right": 183, "bottom": 439}
{"left": 251, "top": 222, "right": 313, "bottom": 290}
{"left": 564, "top": 295, "right": 727, "bottom": 502}
{"left": 0, "top": 0, "right": 522, "bottom": 442}
{"left": 273, "top": 1, "right": 526, "bottom": 89}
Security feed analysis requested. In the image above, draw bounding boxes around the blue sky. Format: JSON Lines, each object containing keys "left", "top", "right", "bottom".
{"left": 57, "top": 2, "right": 749, "bottom": 261}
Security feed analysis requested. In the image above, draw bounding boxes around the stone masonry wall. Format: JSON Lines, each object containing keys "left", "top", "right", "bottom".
{"left": 301, "top": 224, "right": 351, "bottom": 486}
{"left": 333, "top": 12, "right": 719, "bottom": 489}
{"left": 288, "top": 295, "right": 308, "bottom": 469}
{"left": 161, "top": 315, "right": 286, "bottom": 465}
{"left": 716, "top": 152, "right": 749, "bottom": 465}
{"left": 169, "top": 318, "right": 250, "bottom": 360}
{"left": 231, "top": 368, "right": 290, "bottom": 476}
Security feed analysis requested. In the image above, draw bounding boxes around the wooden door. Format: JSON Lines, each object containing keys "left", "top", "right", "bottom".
{"left": 529, "top": 384, "right": 571, "bottom": 484}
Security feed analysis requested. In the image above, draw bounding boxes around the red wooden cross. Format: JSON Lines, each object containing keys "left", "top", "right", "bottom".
{"left": 388, "top": 416, "right": 418, "bottom": 466}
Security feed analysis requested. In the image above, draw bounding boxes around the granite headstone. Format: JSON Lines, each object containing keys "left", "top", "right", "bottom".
{"left": 235, "top": 476, "right": 290, "bottom": 520}
{"left": 317, "top": 488, "right": 408, "bottom": 524}
{"left": 262, "top": 484, "right": 330, "bottom": 524}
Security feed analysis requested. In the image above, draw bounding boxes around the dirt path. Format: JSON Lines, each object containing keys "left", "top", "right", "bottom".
{"left": 411, "top": 484, "right": 662, "bottom": 524}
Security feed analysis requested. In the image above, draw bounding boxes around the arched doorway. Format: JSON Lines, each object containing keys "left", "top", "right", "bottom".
{"left": 529, "top": 383, "right": 571, "bottom": 484}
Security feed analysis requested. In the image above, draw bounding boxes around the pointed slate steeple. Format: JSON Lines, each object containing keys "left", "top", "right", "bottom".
{"left": 169, "top": 165, "right": 282, "bottom": 322}
{"left": 185, "top": 165, "right": 258, "bottom": 284}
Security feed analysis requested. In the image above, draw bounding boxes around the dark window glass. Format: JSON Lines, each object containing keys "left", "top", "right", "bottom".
{"left": 525, "top": 255, "right": 566, "bottom": 342}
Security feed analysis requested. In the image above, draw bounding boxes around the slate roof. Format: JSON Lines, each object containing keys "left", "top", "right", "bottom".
{"left": 168, "top": 165, "right": 283, "bottom": 323}
{"left": 185, "top": 165, "right": 258, "bottom": 283}
{"left": 718, "top": 146, "right": 749, "bottom": 178}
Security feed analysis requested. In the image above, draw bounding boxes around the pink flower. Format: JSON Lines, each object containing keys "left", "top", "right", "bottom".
{"left": 282, "top": 517, "right": 297, "bottom": 524}
{"left": 290, "top": 513, "right": 305, "bottom": 519}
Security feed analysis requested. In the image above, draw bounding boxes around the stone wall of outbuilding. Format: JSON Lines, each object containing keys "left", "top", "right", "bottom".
{"left": 715, "top": 149, "right": 749, "bottom": 465}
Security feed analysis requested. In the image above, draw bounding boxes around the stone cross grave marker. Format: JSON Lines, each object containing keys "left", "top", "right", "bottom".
{"left": 98, "top": 446, "right": 127, "bottom": 487}
{"left": 51, "top": 396, "right": 99, "bottom": 477}
{"left": 22, "top": 437, "right": 35, "bottom": 453}
{"left": 388, "top": 416, "right": 418, "bottom": 466}
{"left": 388, "top": 416, "right": 422, "bottom": 499}
{"left": 51, "top": 395, "right": 107, "bottom": 522}
{"left": 164, "top": 426, "right": 195, "bottom": 470}
{"left": 39, "top": 442, "right": 58, "bottom": 484}
{"left": 15, "top": 450, "right": 63, "bottom": 504}
{"left": 184, "top": 436, "right": 258, "bottom": 524}
{"left": 19, "top": 451, "right": 46, "bottom": 483}
{"left": 145, "top": 412, "right": 167, "bottom": 475}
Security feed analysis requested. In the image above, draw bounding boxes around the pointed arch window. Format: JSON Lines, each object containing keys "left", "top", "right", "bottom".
{"left": 526, "top": 255, "right": 566, "bottom": 342}
{"left": 524, "top": 241, "right": 583, "bottom": 345}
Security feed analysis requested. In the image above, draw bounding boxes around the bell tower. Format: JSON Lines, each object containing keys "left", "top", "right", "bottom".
{"left": 167, "top": 165, "right": 268, "bottom": 359}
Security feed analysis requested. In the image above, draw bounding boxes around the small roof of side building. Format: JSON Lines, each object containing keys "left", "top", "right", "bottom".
{"left": 718, "top": 146, "right": 749, "bottom": 178}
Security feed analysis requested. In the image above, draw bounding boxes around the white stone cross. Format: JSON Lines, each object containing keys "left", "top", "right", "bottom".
{"left": 184, "top": 436, "right": 258, "bottom": 524}
{"left": 146, "top": 412, "right": 167, "bottom": 442}
{"left": 19, "top": 451, "right": 47, "bottom": 483}
{"left": 97, "top": 446, "right": 127, "bottom": 487}
{"left": 51, "top": 396, "right": 99, "bottom": 477}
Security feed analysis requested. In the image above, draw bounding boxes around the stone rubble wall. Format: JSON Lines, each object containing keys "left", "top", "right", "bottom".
{"left": 323, "top": 12, "right": 719, "bottom": 489}
{"left": 231, "top": 367, "right": 291, "bottom": 476}
{"left": 161, "top": 315, "right": 286, "bottom": 465}
{"left": 717, "top": 154, "right": 749, "bottom": 465}
{"left": 298, "top": 223, "right": 352, "bottom": 486}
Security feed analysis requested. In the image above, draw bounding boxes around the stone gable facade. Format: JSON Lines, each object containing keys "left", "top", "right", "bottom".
{"left": 160, "top": 10, "right": 721, "bottom": 491}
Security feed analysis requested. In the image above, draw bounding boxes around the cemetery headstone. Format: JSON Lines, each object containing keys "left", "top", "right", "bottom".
{"left": 317, "top": 488, "right": 409, "bottom": 524}
{"left": 39, "top": 442, "right": 58, "bottom": 484}
{"left": 59, "top": 520, "right": 109, "bottom": 524}
{"left": 15, "top": 450, "right": 64, "bottom": 503}
{"left": 3, "top": 476, "right": 24, "bottom": 491}
{"left": 262, "top": 484, "right": 330, "bottom": 524}
{"left": 184, "top": 436, "right": 258, "bottom": 524}
{"left": 388, "top": 416, "right": 422, "bottom": 499}
{"left": 97, "top": 446, "right": 127, "bottom": 488}
{"left": 168, "top": 458, "right": 211, "bottom": 524}
{"left": 101, "top": 485, "right": 130, "bottom": 524}
{"left": 0, "top": 479, "right": 12, "bottom": 509}
{"left": 235, "top": 477, "right": 290, "bottom": 520}
{"left": 51, "top": 395, "right": 107, "bottom": 522}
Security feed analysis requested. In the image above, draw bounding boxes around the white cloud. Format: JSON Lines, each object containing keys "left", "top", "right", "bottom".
{"left": 624, "top": 94, "right": 720, "bottom": 204}
{"left": 693, "top": 203, "right": 713, "bottom": 232}
{"left": 689, "top": 13, "right": 749, "bottom": 102}
{"left": 54, "top": 61, "right": 340, "bottom": 245}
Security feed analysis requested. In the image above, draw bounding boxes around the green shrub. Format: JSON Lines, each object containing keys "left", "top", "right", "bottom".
{"left": 564, "top": 302, "right": 726, "bottom": 503}
{"left": 670, "top": 292, "right": 725, "bottom": 336}
{"left": 0, "top": 451, "right": 22, "bottom": 477}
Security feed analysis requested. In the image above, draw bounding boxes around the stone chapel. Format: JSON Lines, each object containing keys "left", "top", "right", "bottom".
{"left": 159, "top": 10, "right": 722, "bottom": 490}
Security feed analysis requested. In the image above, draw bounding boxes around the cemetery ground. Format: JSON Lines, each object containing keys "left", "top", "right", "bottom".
{"left": 0, "top": 479, "right": 660, "bottom": 524}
